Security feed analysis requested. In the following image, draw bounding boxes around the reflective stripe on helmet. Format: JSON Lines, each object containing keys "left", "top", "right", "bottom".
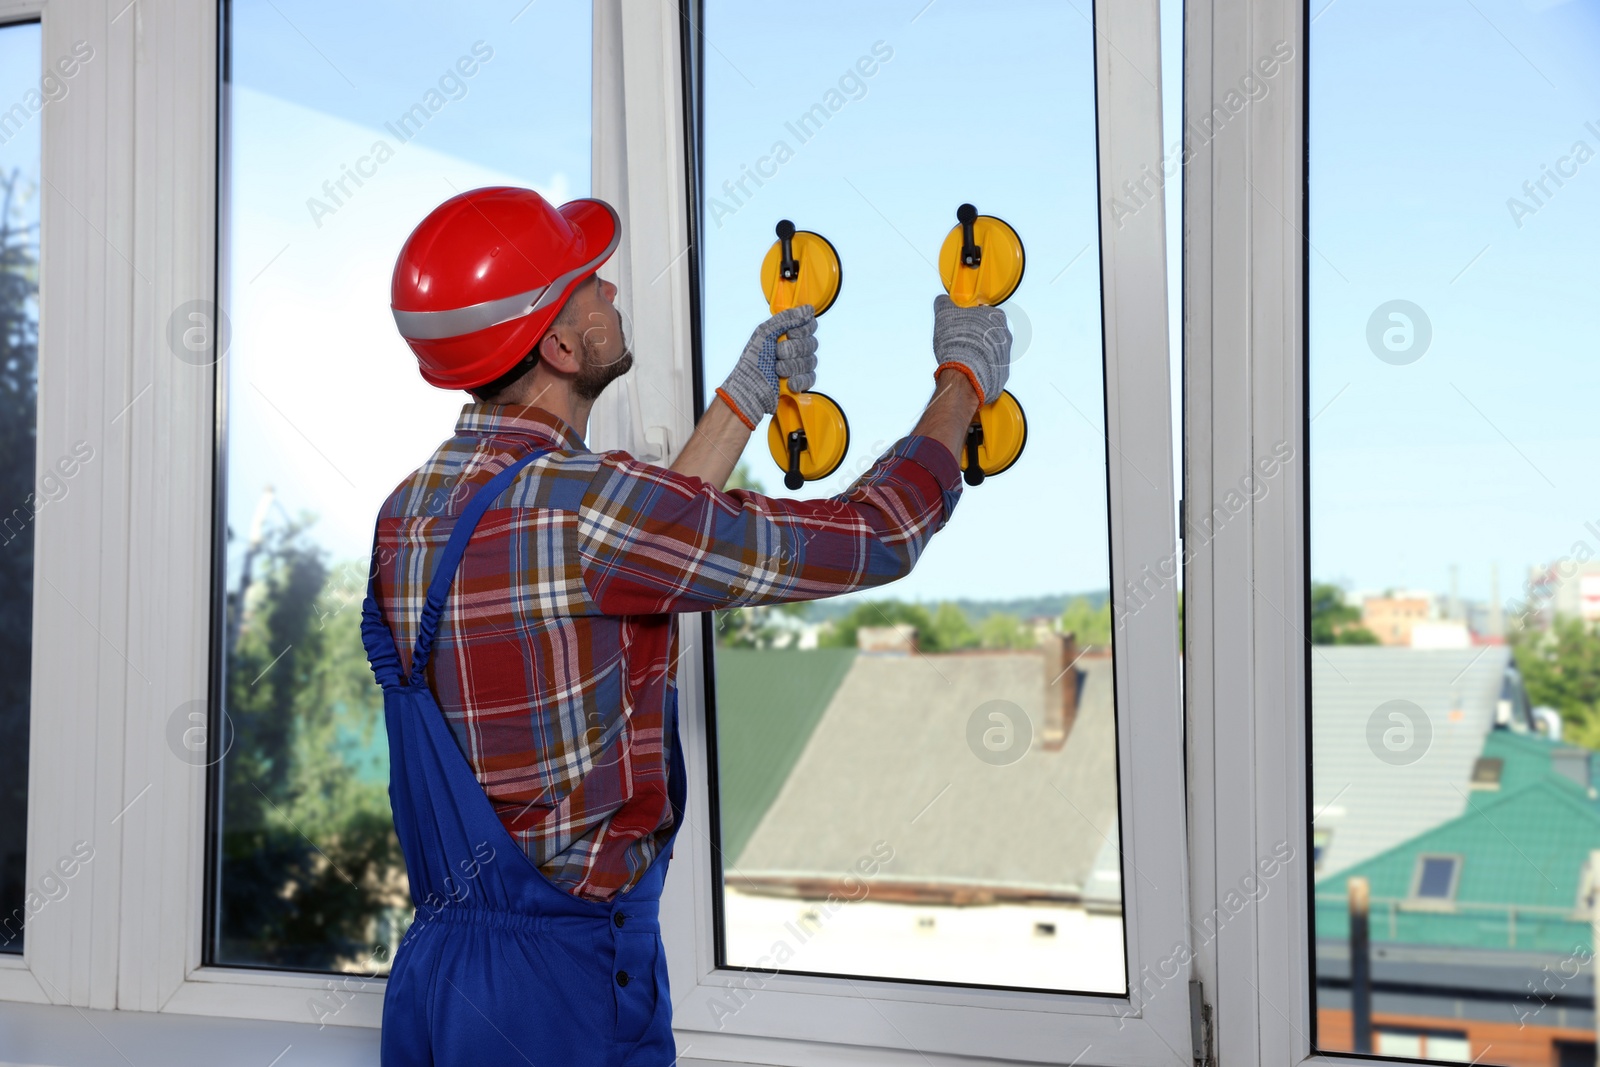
{"left": 390, "top": 202, "right": 621, "bottom": 342}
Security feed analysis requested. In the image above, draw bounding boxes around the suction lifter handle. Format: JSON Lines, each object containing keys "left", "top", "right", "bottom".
{"left": 962, "top": 422, "right": 985, "bottom": 487}
{"left": 785, "top": 429, "right": 807, "bottom": 490}
{"left": 776, "top": 219, "right": 800, "bottom": 282}
{"left": 957, "top": 203, "right": 981, "bottom": 269}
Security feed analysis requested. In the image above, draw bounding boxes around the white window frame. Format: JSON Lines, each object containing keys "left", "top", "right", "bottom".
{"left": 0, "top": 1, "right": 1220, "bottom": 1065}
{"left": 1182, "top": 0, "right": 1311, "bottom": 1060}
{"left": 661, "top": 1, "right": 1189, "bottom": 1064}
{"left": 0, "top": 0, "right": 192, "bottom": 1019}
{"left": 1179, "top": 0, "right": 1440, "bottom": 1065}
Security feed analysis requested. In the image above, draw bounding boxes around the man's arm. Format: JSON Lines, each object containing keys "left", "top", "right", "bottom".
{"left": 670, "top": 394, "right": 752, "bottom": 488}
{"left": 912, "top": 368, "right": 981, "bottom": 460}
{"left": 600, "top": 296, "right": 1004, "bottom": 614}
{"left": 578, "top": 432, "right": 963, "bottom": 616}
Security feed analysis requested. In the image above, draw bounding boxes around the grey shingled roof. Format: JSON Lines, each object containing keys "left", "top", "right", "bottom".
{"left": 1311, "top": 646, "right": 1512, "bottom": 877}
{"left": 733, "top": 651, "right": 1119, "bottom": 897}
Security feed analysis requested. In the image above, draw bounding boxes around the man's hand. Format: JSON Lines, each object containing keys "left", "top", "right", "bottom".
{"left": 931, "top": 294, "right": 1011, "bottom": 406}
{"left": 714, "top": 305, "right": 819, "bottom": 430}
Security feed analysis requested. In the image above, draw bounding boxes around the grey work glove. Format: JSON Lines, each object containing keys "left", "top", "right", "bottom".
{"left": 932, "top": 294, "right": 1011, "bottom": 405}
{"left": 715, "top": 305, "right": 820, "bottom": 428}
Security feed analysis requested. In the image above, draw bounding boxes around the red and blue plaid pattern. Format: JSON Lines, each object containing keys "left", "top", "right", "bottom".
{"left": 371, "top": 404, "right": 961, "bottom": 900}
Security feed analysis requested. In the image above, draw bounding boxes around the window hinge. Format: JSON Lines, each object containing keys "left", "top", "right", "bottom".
{"left": 1190, "top": 979, "right": 1213, "bottom": 1067}
{"left": 1178, "top": 497, "right": 1185, "bottom": 542}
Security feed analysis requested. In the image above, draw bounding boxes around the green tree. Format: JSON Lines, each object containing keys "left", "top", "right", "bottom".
{"left": 1310, "top": 582, "right": 1378, "bottom": 645}
{"left": 977, "top": 612, "right": 1033, "bottom": 650}
{"left": 218, "top": 518, "right": 404, "bottom": 971}
{"left": 819, "top": 600, "right": 940, "bottom": 651}
{"left": 1515, "top": 618, "right": 1600, "bottom": 749}
{"left": 1059, "top": 596, "right": 1112, "bottom": 648}
{"left": 929, "top": 602, "right": 979, "bottom": 651}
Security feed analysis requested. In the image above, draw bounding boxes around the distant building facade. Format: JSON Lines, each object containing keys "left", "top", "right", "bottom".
{"left": 1362, "top": 594, "right": 1436, "bottom": 646}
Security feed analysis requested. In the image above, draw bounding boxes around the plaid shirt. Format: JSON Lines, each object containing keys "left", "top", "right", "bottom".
{"left": 371, "top": 403, "right": 961, "bottom": 900}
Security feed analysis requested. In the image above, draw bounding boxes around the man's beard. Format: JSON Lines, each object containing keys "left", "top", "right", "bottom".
{"left": 574, "top": 330, "right": 633, "bottom": 401}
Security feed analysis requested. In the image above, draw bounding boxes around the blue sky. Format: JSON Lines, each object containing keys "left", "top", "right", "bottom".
{"left": 18, "top": 1, "right": 1591, "bottom": 612}
{"left": 0, "top": 21, "right": 42, "bottom": 249}
{"left": 221, "top": 0, "right": 1154, "bottom": 607}
{"left": 1309, "top": 0, "right": 1600, "bottom": 605}
{"left": 698, "top": 0, "right": 1115, "bottom": 603}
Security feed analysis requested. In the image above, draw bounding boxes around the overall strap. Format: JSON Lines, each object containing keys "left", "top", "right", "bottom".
{"left": 361, "top": 538, "right": 405, "bottom": 688}
{"left": 405, "top": 448, "right": 549, "bottom": 687}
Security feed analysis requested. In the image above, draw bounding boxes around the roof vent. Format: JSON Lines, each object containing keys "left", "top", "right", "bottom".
{"left": 1469, "top": 757, "right": 1503, "bottom": 791}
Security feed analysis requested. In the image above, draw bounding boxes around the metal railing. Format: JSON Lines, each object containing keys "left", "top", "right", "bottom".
{"left": 1313, "top": 893, "right": 1589, "bottom": 952}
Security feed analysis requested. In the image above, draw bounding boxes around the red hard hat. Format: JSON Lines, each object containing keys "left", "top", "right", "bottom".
{"left": 391, "top": 187, "right": 620, "bottom": 390}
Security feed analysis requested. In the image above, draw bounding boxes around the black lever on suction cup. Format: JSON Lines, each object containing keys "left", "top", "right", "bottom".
{"left": 957, "top": 204, "right": 982, "bottom": 269}
{"left": 776, "top": 220, "right": 800, "bottom": 281}
{"left": 962, "top": 422, "right": 985, "bottom": 487}
{"left": 785, "top": 428, "right": 807, "bottom": 490}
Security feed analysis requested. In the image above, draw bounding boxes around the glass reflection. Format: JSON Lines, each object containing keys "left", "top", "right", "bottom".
{"left": 214, "top": 0, "right": 590, "bottom": 972}
{"left": 700, "top": 0, "right": 1124, "bottom": 993}
{"left": 1309, "top": 3, "right": 1600, "bottom": 1062}
{"left": 0, "top": 19, "right": 41, "bottom": 956}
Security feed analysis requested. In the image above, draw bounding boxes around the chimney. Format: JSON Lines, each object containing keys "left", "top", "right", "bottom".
{"left": 1041, "top": 632, "right": 1080, "bottom": 751}
{"left": 1552, "top": 748, "right": 1592, "bottom": 791}
{"left": 856, "top": 624, "right": 918, "bottom": 654}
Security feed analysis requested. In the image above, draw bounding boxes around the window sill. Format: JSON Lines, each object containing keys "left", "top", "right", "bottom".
{"left": 0, "top": 1001, "right": 378, "bottom": 1067}
{"left": 0, "top": 1001, "right": 772, "bottom": 1067}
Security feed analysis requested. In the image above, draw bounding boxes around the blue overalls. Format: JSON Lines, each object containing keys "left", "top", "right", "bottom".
{"left": 361, "top": 449, "right": 686, "bottom": 1066}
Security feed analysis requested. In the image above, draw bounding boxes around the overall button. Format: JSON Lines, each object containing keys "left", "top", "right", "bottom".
{"left": 613, "top": 912, "right": 626, "bottom": 929}
{"left": 616, "top": 970, "right": 631, "bottom": 988}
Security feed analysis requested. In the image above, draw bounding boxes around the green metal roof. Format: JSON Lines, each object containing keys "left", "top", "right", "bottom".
{"left": 708, "top": 648, "right": 855, "bottom": 864}
{"left": 1314, "top": 772, "right": 1600, "bottom": 953}
{"left": 1479, "top": 727, "right": 1597, "bottom": 796}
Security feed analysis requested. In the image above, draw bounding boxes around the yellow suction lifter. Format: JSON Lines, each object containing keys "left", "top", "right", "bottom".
{"left": 938, "top": 203, "right": 1028, "bottom": 486}
{"left": 761, "top": 219, "right": 850, "bottom": 490}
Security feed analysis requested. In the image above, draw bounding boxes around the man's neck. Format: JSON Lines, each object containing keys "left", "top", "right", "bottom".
{"left": 487, "top": 369, "right": 592, "bottom": 438}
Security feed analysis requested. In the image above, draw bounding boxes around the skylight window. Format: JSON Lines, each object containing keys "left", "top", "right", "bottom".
{"left": 1411, "top": 854, "right": 1462, "bottom": 903}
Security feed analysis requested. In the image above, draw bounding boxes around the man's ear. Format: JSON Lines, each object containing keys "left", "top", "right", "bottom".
{"left": 537, "top": 330, "right": 580, "bottom": 375}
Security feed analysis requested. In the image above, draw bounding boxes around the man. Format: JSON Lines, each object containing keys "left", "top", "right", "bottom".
{"left": 361, "top": 187, "right": 1010, "bottom": 1066}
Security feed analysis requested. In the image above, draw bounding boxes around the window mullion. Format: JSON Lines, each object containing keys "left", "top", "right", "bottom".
{"left": 1182, "top": 0, "right": 1312, "bottom": 1064}
{"left": 110, "top": 0, "right": 219, "bottom": 1015}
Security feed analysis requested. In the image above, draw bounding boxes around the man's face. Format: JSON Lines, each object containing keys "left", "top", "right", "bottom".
{"left": 565, "top": 276, "right": 633, "bottom": 400}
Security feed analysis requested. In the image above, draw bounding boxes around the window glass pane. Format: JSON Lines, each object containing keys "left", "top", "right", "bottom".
{"left": 700, "top": 0, "right": 1123, "bottom": 993}
{"left": 1413, "top": 857, "right": 1456, "bottom": 900}
{"left": 0, "top": 19, "right": 41, "bottom": 957}
{"left": 1310, "top": 2, "right": 1600, "bottom": 1060}
{"left": 215, "top": 0, "right": 590, "bottom": 972}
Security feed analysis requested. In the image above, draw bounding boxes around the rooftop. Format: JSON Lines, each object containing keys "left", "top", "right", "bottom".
{"left": 1311, "top": 645, "right": 1515, "bottom": 877}
{"left": 730, "top": 649, "right": 1119, "bottom": 902}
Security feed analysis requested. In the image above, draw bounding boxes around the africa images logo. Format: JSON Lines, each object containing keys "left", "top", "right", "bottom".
{"left": 1366, "top": 699, "right": 1432, "bottom": 767}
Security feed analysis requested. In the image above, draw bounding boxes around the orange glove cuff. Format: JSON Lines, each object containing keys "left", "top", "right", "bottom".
{"left": 935, "top": 362, "right": 987, "bottom": 406}
{"left": 715, "top": 387, "right": 759, "bottom": 430}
